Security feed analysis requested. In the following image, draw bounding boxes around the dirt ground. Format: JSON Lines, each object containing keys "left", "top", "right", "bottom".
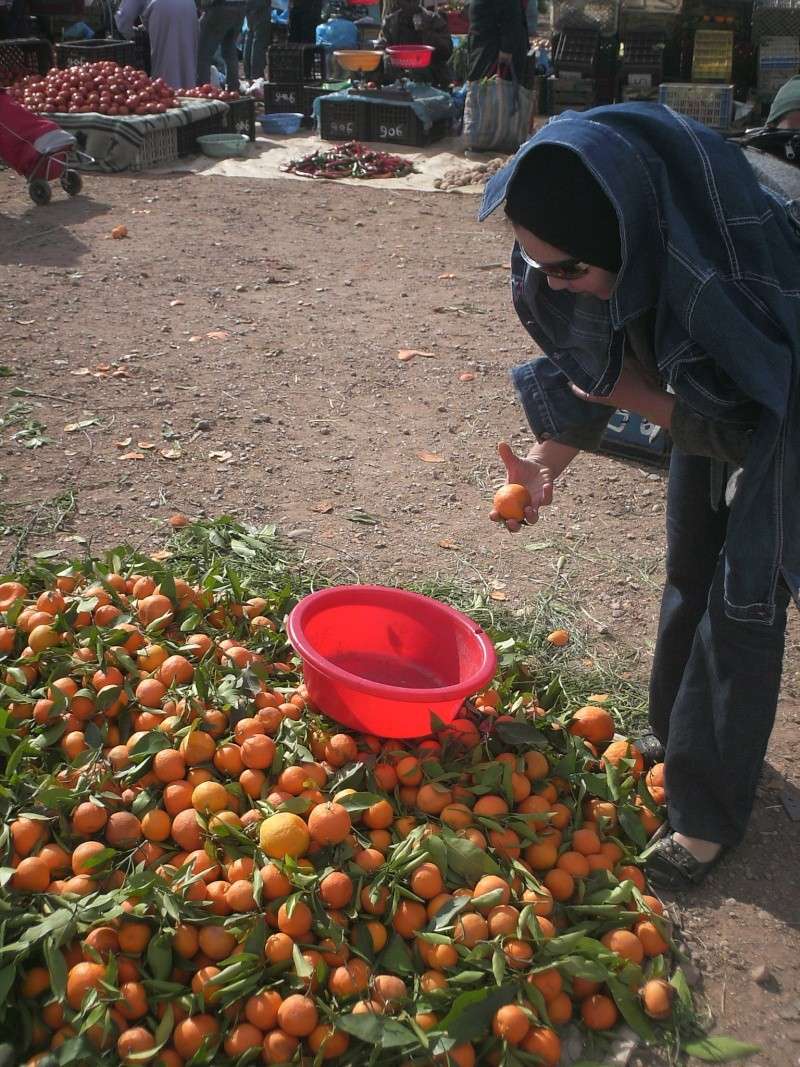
{"left": 1, "top": 166, "right": 799, "bottom": 1067}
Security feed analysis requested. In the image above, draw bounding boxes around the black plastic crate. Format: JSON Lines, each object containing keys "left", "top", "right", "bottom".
{"left": 266, "top": 44, "right": 325, "bottom": 84}
{"left": 554, "top": 28, "right": 601, "bottom": 75}
{"left": 224, "top": 97, "right": 256, "bottom": 141}
{"left": 176, "top": 111, "right": 227, "bottom": 156}
{"left": 302, "top": 83, "right": 337, "bottom": 118}
{"left": 620, "top": 32, "right": 665, "bottom": 74}
{"left": 0, "top": 37, "right": 53, "bottom": 85}
{"left": 368, "top": 103, "right": 448, "bottom": 146}
{"left": 55, "top": 39, "right": 139, "bottom": 69}
{"left": 318, "top": 97, "right": 370, "bottom": 141}
{"left": 264, "top": 82, "right": 303, "bottom": 113}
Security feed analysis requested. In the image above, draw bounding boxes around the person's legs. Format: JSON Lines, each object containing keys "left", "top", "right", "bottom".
{"left": 197, "top": 9, "right": 226, "bottom": 86}
{"left": 221, "top": 10, "right": 245, "bottom": 90}
{"left": 648, "top": 450, "right": 728, "bottom": 745}
{"left": 664, "top": 562, "right": 790, "bottom": 848}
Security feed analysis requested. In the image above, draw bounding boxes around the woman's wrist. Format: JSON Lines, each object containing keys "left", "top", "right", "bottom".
{"left": 526, "top": 439, "right": 579, "bottom": 479}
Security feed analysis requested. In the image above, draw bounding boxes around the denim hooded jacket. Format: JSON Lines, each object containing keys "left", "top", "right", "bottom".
{"left": 479, "top": 103, "right": 800, "bottom": 625}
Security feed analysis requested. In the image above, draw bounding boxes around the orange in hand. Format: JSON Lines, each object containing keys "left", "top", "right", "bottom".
{"left": 493, "top": 483, "right": 532, "bottom": 522}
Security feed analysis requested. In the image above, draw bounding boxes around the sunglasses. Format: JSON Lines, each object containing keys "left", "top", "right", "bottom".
{"left": 517, "top": 243, "right": 590, "bottom": 281}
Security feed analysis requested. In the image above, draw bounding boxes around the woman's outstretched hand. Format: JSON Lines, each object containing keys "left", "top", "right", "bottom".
{"left": 489, "top": 441, "right": 554, "bottom": 532}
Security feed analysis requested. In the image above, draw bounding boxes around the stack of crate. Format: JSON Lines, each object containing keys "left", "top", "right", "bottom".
{"left": 264, "top": 43, "right": 326, "bottom": 121}
{"left": 690, "top": 28, "right": 734, "bottom": 81}
{"left": 756, "top": 34, "right": 800, "bottom": 108}
{"left": 619, "top": 32, "right": 665, "bottom": 99}
{"left": 551, "top": 28, "right": 600, "bottom": 112}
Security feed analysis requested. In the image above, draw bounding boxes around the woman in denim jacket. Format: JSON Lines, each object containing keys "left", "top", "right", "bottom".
{"left": 480, "top": 103, "right": 800, "bottom": 889}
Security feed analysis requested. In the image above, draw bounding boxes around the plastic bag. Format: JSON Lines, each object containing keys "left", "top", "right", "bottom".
{"left": 463, "top": 72, "right": 534, "bottom": 152}
{"left": 315, "top": 17, "right": 359, "bottom": 49}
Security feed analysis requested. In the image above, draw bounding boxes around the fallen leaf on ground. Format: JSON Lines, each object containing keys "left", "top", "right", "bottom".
{"left": 160, "top": 448, "right": 182, "bottom": 460}
{"left": 209, "top": 450, "right": 233, "bottom": 461}
{"left": 489, "top": 590, "right": 508, "bottom": 601}
{"left": 70, "top": 367, "right": 91, "bottom": 376}
{"left": 63, "top": 418, "right": 100, "bottom": 433}
{"left": 137, "top": 441, "right": 156, "bottom": 450}
{"left": 115, "top": 437, "right": 132, "bottom": 448}
{"left": 188, "top": 336, "right": 203, "bottom": 343}
{"left": 206, "top": 331, "right": 229, "bottom": 341}
{"left": 170, "top": 299, "right": 185, "bottom": 307}
{"left": 587, "top": 693, "right": 610, "bottom": 703}
{"left": 438, "top": 538, "right": 458, "bottom": 549}
{"left": 149, "top": 549, "right": 172, "bottom": 561}
{"left": 119, "top": 451, "right": 146, "bottom": 461}
{"left": 459, "top": 372, "right": 476, "bottom": 382}
{"left": 417, "top": 450, "right": 445, "bottom": 463}
{"left": 397, "top": 349, "right": 435, "bottom": 362}
{"left": 438, "top": 273, "right": 456, "bottom": 280}
{"left": 111, "top": 225, "right": 129, "bottom": 239}
{"left": 311, "top": 501, "right": 334, "bottom": 513}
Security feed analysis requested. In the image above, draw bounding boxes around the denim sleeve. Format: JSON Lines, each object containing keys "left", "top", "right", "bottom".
{"left": 511, "top": 357, "right": 614, "bottom": 447}
{"left": 671, "top": 399, "right": 752, "bottom": 466}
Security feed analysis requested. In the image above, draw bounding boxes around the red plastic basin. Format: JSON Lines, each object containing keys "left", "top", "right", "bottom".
{"left": 386, "top": 44, "right": 435, "bottom": 69}
{"left": 286, "top": 585, "right": 497, "bottom": 738}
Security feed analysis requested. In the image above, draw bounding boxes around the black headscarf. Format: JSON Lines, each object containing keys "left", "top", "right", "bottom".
{"left": 504, "top": 144, "right": 622, "bottom": 272}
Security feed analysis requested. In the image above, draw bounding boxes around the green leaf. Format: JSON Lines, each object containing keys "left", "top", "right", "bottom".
{"left": 335, "top": 1013, "right": 416, "bottom": 1049}
{"left": 606, "top": 975, "right": 657, "bottom": 1044}
{"left": 682, "top": 1036, "right": 762, "bottom": 1062}
{"left": 448, "top": 970, "right": 486, "bottom": 985}
{"left": 670, "top": 966, "right": 692, "bottom": 1010}
{"left": 43, "top": 938, "right": 68, "bottom": 999}
{"left": 430, "top": 895, "right": 471, "bottom": 932}
{"left": 617, "top": 803, "right": 648, "bottom": 849}
{"left": 443, "top": 832, "right": 502, "bottom": 882}
{"left": 292, "top": 942, "right": 313, "bottom": 978}
{"left": 440, "top": 984, "right": 517, "bottom": 1044}
{"left": 0, "top": 966, "right": 15, "bottom": 1005}
{"left": 379, "top": 934, "right": 415, "bottom": 976}
{"left": 491, "top": 947, "right": 506, "bottom": 986}
{"left": 146, "top": 931, "right": 173, "bottom": 981}
{"left": 336, "top": 791, "right": 386, "bottom": 814}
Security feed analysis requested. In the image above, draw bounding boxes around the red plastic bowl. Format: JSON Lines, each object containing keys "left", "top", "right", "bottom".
{"left": 286, "top": 585, "right": 497, "bottom": 738}
{"left": 385, "top": 44, "right": 435, "bottom": 69}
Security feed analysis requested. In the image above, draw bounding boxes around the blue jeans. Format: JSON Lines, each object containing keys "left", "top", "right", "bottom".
{"left": 243, "top": 0, "right": 270, "bottom": 80}
{"left": 198, "top": 5, "right": 246, "bottom": 90}
{"left": 649, "top": 449, "right": 790, "bottom": 846}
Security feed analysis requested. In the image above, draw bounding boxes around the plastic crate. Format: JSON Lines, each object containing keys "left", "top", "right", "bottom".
{"left": 302, "top": 83, "right": 337, "bottom": 119}
{"left": 264, "top": 81, "right": 304, "bottom": 113}
{"left": 552, "top": 0, "right": 618, "bottom": 31}
{"left": 318, "top": 97, "right": 371, "bottom": 140}
{"left": 176, "top": 111, "right": 227, "bottom": 156}
{"left": 266, "top": 44, "right": 325, "bottom": 84}
{"left": 690, "top": 29, "right": 733, "bottom": 81}
{"left": 752, "top": 0, "right": 800, "bottom": 43}
{"left": 367, "top": 103, "right": 448, "bottom": 146}
{"left": 0, "top": 37, "right": 53, "bottom": 86}
{"left": 757, "top": 34, "right": 800, "bottom": 92}
{"left": 55, "top": 39, "right": 139, "bottom": 70}
{"left": 658, "top": 81, "right": 733, "bottom": 127}
{"left": 551, "top": 74, "right": 598, "bottom": 104}
{"left": 620, "top": 32, "right": 666, "bottom": 74}
{"left": 129, "top": 125, "right": 179, "bottom": 171}
{"left": 224, "top": 97, "right": 256, "bottom": 141}
{"left": 554, "top": 28, "right": 601, "bottom": 75}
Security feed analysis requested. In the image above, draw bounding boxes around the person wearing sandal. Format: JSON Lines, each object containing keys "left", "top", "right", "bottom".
{"left": 480, "top": 105, "right": 800, "bottom": 890}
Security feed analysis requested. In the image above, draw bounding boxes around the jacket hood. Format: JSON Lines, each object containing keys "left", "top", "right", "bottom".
{"left": 480, "top": 103, "right": 797, "bottom": 336}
